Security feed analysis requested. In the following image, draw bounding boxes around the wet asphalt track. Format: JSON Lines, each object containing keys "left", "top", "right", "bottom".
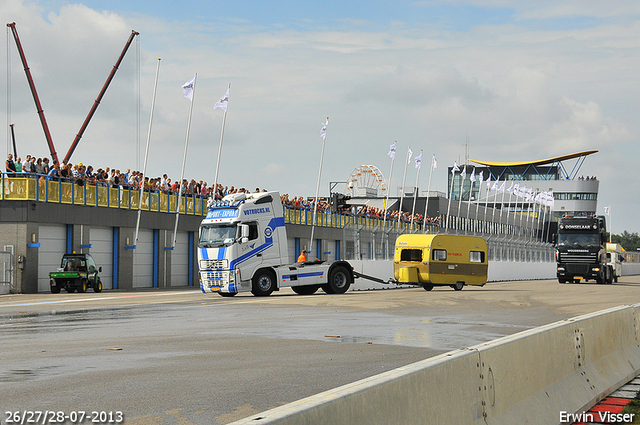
{"left": 2, "top": 276, "right": 640, "bottom": 424}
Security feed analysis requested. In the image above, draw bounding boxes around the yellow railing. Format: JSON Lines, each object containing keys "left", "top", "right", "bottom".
{"left": 1, "top": 174, "right": 440, "bottom": 232}
{"left": 1, "top": 175, "right": 207, "bottom": 215}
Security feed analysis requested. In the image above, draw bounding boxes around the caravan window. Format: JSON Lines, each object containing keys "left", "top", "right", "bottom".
{"left": 470, "top": 251, "right": 485, "bottom": 263}
{"left": 432, "top": 249, "right": 447, "bottom": 261}
{"left": 400, "top": 249, "right": 422, "bottom": 262}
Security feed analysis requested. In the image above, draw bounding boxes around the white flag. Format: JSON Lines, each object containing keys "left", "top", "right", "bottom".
{"left": 432, "top": 155, "right": 437, "bottom": 169}
{"left": 498, "top": 181, "right": 505, "bottom": 192}
{"left": 452, "top": 161, "right": 460, "bottom": 174}
{"left": 470, "top": 167, "right": 476, "bottom": 182}
{"left": 388, "top": 142, "right": 397, "bottom": 159}
{"left": 214, "top": 88, "right": 229, "bottom": 111}
{"left": 507, "top": 181, "right": 514, "bottom": 193}
{"left": 604, "top": 205, "right": 611, "bottom": 216}
{"left": 478, "top": 171, "right": 484, "bottom": 184}
{"left": 486, "top": 174, "right": 491, "bottom": 184}
{"left": 460, "top": 166, "right": 467, "bottom": 180}
{"left": 320, "top": 118, "right": 328, "bottom": 139}
{"left": 407, "top": 148, "right": 413, "bottom": 164}
{"left": 182, "top": 77, "right": 195, "bottom": 101}
{"left": 491, "top": 180, "right": 498, "bottom": 191}
{"left": 415, "top": 152, "right": 422, "bottom": 169}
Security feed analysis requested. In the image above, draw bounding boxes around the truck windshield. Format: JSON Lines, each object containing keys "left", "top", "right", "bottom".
{"left": 200, "top": 224, "right": 237, "bottom": 247}
{"left": 557, "top": 233, "right": 600, "bottom": 247}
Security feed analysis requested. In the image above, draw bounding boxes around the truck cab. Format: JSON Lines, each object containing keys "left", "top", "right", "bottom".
{"left": 198, "top": 191, "right": 354, "bottom": 296}
{"left": 556, "top": 215, "right": 612, "bottom": 284}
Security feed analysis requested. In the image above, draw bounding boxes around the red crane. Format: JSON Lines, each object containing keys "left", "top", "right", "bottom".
{"left": 7, "top": 22, "right": 139, "bottom": 165}
{"left": 6, "top": 22, "right": 59, "bottom": 164}
{"left": 64, "top": 29, "right": 139, "bottom": 163}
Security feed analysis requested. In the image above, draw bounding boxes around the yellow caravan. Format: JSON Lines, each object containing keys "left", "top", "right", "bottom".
{"left": 394, "top": 234, "right": 488, "bottom": 291}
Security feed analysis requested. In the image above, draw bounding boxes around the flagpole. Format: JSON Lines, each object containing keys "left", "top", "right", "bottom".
{"left": 410, "top": 150, "right": 422, "bottom": 230}
{"left": 309, "top": 117, "right": 329, "bottom": 256}
{"left": 544, "top": 193, "right": 554, "bottom": 243}
{"left": 498, "top": 181, "right": 509, "bottom": 237}
{"left": 134, "top": 57, "right": 160, "bottom": 248}
{"left": 173, "top": 73, "right": 197, "bottom": 248}
{"left": 382, "top": 142, "right": 396, "bottom": 255}
{"left": 466, "top": 168, "right": 475, "bottom": 234}
{"left": 446, "top": 162, "right": 458, "bottom": 232}
{"left": 212, "top": 83, "right": 230, "bottom": 199}
{"left": 491, "top": 180, "right": 500, "bottom": 233}
{"left": 483, "top": 175, "right": 491, "bottom": 235}
{"left": 397, "top": 147, "right": 411, "bottom": 227}
{"left": 422, "top": 154, "right": 435, "bottom": 234}
{"left": 474, "top": 172, "right": 483, "bottom": 229}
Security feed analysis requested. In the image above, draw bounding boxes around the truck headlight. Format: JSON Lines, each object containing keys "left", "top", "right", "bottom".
{"left": 592, "top": 267, "right": 600, "bottom": 272}
{"left": 557, "top": 267, "right": 565, "bottom": 271}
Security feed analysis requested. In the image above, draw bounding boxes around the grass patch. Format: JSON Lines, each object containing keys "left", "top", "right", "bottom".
{"left": 621, "top": 390, "right": 640, "bottom": 424}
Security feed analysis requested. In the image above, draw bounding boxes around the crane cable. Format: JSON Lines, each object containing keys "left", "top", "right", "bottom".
{"left": 6, "top": 25, "right": 11, "bottom": 156}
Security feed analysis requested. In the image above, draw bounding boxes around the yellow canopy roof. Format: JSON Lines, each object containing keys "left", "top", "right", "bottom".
{"left": 469, "top": 150, "right": 598, "bottom": 167}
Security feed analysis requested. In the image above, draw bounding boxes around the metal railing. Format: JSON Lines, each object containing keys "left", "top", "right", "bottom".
{"left": 1, "top": 174, "right": 206, "bottom": 215}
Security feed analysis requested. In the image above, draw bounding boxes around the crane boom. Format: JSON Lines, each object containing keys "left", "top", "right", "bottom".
{"left": 64, "top": 30, "right": 139, "bottom": 164}
{"left": 7, "top": 22, "right": 59, "bottom": 164}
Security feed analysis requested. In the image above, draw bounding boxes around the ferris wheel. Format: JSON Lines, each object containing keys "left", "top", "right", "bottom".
{"left": 345, "top": 165, "right": 387, "bottom": 197}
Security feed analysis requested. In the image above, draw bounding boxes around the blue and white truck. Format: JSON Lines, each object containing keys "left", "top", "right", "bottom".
{"left": 198, "top": 191, "right": 355, "bottom": 296}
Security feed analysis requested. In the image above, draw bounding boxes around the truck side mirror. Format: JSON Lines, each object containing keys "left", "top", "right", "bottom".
{"left": 99, "top": 266, "right": 102, "bottom": 272}
{"left": 240, "top": 224, "right": 249, "bottom": 244}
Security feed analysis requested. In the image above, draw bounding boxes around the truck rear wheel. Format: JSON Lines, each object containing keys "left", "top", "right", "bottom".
{"left": 252, "top": 269, "right": 276, "bottom": 297}
{"left": 78, "top": 280, "right": 87, "bottom": 293}
{"left": 322, "top": 266, "right": 351, "bottom": 294}
{"left": 292, "top": 285, "right": 319, "bottom": 295}
{"left": 422, "top": 283, "right": 434, "bottom": 291}
{"left": 50, "top": 283, "right": 61, "bottom": 294}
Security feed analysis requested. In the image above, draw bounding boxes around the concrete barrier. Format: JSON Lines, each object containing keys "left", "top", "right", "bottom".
{"left": 229, "top": 304, "right": 640, "bottom": 425}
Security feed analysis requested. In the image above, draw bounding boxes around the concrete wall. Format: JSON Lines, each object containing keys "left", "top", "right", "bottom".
{"left": 623, "top": 263, "right": 640, "bottom": 276}
{"left": 229, "top": 304, "right": 640, "bottom": 425}
{"left": 350, "top": 259, "right": 557, "bottom": 290}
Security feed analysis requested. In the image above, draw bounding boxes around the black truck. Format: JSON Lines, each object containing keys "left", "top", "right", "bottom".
{"left": 555, "top": 215, "right": 613, "bottom": 284}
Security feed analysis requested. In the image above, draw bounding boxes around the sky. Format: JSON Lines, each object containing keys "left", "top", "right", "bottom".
{"left": 2, "top": 0, "right": 640, "bottom": 234}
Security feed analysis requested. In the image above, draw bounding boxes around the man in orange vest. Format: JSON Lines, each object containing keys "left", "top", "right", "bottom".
{"left": 297, "top": 248, "right": 307, "bottom": 263}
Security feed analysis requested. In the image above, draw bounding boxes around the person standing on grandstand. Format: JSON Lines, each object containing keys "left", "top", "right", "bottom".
{"left": 5, "top": 154, "right": 16, "bottom": 173}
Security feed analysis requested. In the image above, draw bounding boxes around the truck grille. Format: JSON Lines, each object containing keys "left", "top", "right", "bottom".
{"left": 200, "top": 271, "right": 232, "bottom": 283}
{"left": 200, "top": 259, "right": 228, "bottom": 270}
{"left": 567, "top": 264, "right": 589, "bottom": 275}
{"left": 560, "top": 253, "right": 597, "bottom": 264}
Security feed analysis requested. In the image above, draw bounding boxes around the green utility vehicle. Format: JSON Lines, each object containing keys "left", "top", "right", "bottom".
{"left": 49, "top": 253, "right": 103, "bottom": 293}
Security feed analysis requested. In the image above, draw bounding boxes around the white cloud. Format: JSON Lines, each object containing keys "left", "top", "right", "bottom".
{"left": 3, "top": 0, "right": 640, "bottom": 233}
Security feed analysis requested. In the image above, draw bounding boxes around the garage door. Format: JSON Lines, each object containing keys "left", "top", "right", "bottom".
{"left": 133, "top": 229, "right": 154, "bottom": 288}
{"left": 37, "top": 225, "right": 67, "bottom": 292}
{"left": 170, "top": 231, "right": 189, "bottom": 286}
{"left": 89, "top": 227, "right": 114, "bottom": 290}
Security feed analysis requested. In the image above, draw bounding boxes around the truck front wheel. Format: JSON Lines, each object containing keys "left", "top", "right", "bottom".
{"left": 322, "top": 266, "right": 351, "bottom": 294}
{"left": 94, "top": 279, "right": 103, "bottom": 293}
{"left": 252, "top": 269, "right": 276, "bottom": 296}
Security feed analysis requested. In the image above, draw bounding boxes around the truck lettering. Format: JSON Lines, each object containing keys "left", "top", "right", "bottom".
{"left": 243, "top": 207, "right": 270, "bottom": 215}
{"left": 206, "top": 209, "right": 239, "bottom": 219}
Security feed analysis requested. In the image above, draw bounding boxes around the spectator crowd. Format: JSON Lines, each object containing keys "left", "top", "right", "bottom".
{"left": 5, "top": 153, "right": 440, "bottom": 225}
